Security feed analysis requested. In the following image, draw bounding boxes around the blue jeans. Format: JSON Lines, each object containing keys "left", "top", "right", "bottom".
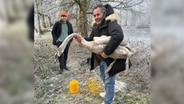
{"left": 100, "top": 61, "right": 116, "bottom": 104}
{"left": 57, "top": 41, "right": 70, "bottom": 70}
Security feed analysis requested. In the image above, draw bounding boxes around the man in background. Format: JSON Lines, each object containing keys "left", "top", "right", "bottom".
{"left": 51, "top": 11, "right": 73, "bottom": 74}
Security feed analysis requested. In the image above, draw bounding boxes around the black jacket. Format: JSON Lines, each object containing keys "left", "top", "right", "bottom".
{"left": 86, "top": 4, "right": 131, "bottom": 76}
{"left": 51, "top": 20, "right": 73, "bottom": 45}
{"left": 27, "top": 5, "right": 34, "bottom": 42}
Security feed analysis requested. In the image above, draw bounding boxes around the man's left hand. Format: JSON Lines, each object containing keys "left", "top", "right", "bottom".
{"left": 100, "top": 52, "right": 108, "bottom": 58}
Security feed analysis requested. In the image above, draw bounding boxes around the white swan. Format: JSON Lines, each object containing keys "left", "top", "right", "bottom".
{"left": 56, "top": 33, "right": 136, "bottom": 59}
{"left": 55, "top": 33, "right": 137, "bottom": 72}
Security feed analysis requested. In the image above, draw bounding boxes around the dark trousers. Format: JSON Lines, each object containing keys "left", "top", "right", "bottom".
{"left": 57, "top": 41, "right": 70, "bottom": 70}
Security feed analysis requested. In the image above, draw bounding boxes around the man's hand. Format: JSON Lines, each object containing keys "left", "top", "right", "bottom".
{"left": 74, "top": 35, "right": 82, "bottom": 43}
{"left": 100, "top": 52, "right": 108, "bottom": 58}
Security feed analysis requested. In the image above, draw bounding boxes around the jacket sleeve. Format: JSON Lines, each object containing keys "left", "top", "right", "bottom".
{"left": 70, "top": 24, "right": 74, "bottom": 33}
{"left": 103, "top": 21, "right": 124, "bottom": 55}
{"left": 51, "top": 22, "right": 58, "bottom": 45}
{"left": 85, "top": 29, "right": 95, "bottom": 41}
{"left": 67, "top": 21, "right": 73, "bottom": 34}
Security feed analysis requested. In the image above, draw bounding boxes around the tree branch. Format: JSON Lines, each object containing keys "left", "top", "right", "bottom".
{"left": 75, "top": 0, "right": 82, "bottom": 9}
{"left": 113, "top": 0, "right": 144, "bottom": 9}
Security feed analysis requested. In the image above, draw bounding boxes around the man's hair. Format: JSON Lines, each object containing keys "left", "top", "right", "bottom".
{"left": 93, "top": 4, "right": 106, "bottom": 14}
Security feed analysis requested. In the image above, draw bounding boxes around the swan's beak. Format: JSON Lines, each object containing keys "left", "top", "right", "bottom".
{"left": 54, "top": 52, "right": 59, "bottom": 63}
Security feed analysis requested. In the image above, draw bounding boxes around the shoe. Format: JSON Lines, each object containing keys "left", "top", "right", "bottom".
{"left": 58, "top": 69, "right": 63, "bottom": 74}
{"left": 100, "top": 92, "right": 115, "bottom": 100}
{"left": 64, "top": 66, "right": 69, "bottom": 70}
{"left": 102, "top": 102, "right": 105, "bottom": 104}
{"left": 99, "top": 92, "right": 106, "bottom": 98}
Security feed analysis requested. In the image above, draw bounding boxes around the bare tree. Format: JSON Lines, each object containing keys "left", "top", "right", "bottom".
{"left": 34, "top": 0, "right": 43, "bottom": 35}
{"left": 34, "top": 0, "right": 149, "bottom": 36}
{"left": 74, "top": 0, "right": 88, "bottom": 37}
{"left": 97, "top": 0, "right": 149, "bottom": 27}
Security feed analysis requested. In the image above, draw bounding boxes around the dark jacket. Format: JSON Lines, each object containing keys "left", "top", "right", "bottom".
{"left": 27, "top": 5, "right": 34, "bottom": 42}
{"left": 86, "top": 4, "right": 131, "bottom": 76}
{"left": 51, "top": 20, "right": 73, "bottom": 45}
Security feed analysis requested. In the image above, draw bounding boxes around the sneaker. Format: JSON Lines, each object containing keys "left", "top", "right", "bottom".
{"left": 99, "top": 92, "right": 106, "bottom": 98}
{"left": 58, "top": 69, "right": 63, "bottom": 74}
{"left": 64, "top": 66, "right": 69, "bottom": 70}
{"left": 101, "top": 102, "right": 105, "bottom": 104}
{"left": 100, "top": 92, "right": 115, "bottom": 100}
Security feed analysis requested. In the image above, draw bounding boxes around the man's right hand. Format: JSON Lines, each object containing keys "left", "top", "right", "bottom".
{"left": 74, "top": 35, "right": 82, "bottom": 43}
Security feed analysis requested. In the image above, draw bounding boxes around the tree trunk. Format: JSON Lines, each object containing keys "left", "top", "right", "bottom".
{"left": 35, "top": 0, "right": 42, "bottom": 35}
{"left": 125, "top": 10, "right": 128, "bottom": 26}
{"left": 48, "top": 16, "right": 52, "bottom": 27}
{"left": 76, "top": 0, "right": 88, "bottom": 37}
{"left": 42, "top": 14, "right": 46, "bottom": 28}
{"left": 38, "top": 14, "right": 43, "bottom": 34}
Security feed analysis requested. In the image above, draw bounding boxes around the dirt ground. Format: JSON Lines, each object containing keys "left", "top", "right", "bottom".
{"left": 34, "top": 31, "right": 151, "bottom": 104}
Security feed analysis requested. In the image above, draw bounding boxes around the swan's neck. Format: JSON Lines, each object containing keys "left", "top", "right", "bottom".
{"left": 57, "top": 33, "right": 78, "bottom": 55}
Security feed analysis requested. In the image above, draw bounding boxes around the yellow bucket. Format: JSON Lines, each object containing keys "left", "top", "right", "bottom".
{"left": 69, "top": 80, "right": 79, "bottom": 94}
